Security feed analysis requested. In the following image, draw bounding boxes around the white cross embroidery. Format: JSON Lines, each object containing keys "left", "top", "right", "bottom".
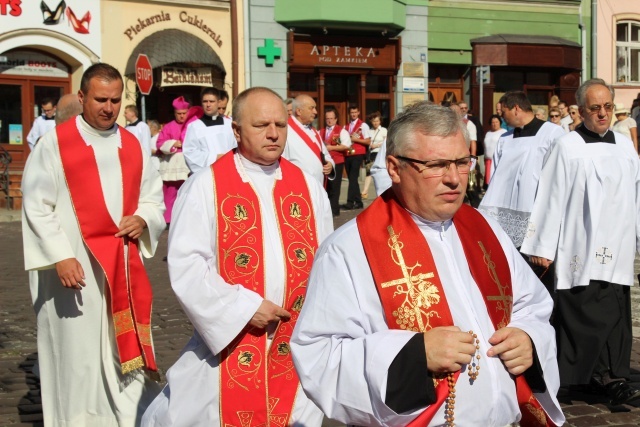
{"left": 595, "top": 247, "right": 613, "bottom": 265}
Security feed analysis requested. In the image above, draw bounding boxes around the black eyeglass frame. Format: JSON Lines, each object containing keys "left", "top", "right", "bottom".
{"left": 395, "top": 155, "right": 477, "bottom": 177}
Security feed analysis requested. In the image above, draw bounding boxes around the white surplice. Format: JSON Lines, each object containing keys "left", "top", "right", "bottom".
{"left": 371, "top": 140, "right": 392, "bottom": 196}
{"left": 142, "top": 153, "right": 334, "bottom": 427}
{"left": 479, "top": 121, "right": 565, "bottom": 247}
{"left": 182, "top": 116, "right": 236, "bottom": 173}
{"left": 520, "top": 130, "right": 640, "bottom": 290}
{"left": 27, "top": 115, "right": 56, "bottom": 150}
{"left": 284, "top": 116, "right": 335, "bottom": 185}
{"left": 291, "top": 211, "right": 564, "bottom": 427}
{"left": 126, "top": 120, "right": 153, "bottom": 157}
{"left": 22, "top": 115, "right": 165, "bottom": 427}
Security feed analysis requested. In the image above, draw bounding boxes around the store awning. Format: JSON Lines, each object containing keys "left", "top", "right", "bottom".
{"left": 124, "top": 29, "right": 225, "bottom": 76}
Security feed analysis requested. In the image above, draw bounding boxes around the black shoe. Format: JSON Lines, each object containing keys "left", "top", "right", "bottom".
{"left": 162, "top": 256, "right": 168, "bottom": 262}
{"left": 605, "top": 380, "right": 640, "bottom": 405}
{"left": 340, "top": 203, "right": 355, "bottom": 210}
{"left": 332, "top": 212, "right": 340, "bottom": 217}
{"left": 353, "top": 202, "right": 364, "bottom": 209}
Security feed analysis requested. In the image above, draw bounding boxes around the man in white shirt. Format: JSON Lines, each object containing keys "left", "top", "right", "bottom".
{"left": 22, "top": 62, "right": 165, "bottom": 426}
{"left": 522, "top": 78, "right": 640, "bottom": 406}
{"left": 124, "top": 104, "right": 152, "bottom": 156}
{"left": 558, "top": 100, "right": 572, "bottom": 133}
{"left": 291, "top": 101, "right": 563, "bottom": 427}
{"left": 321, "top": 107, "right": 351, "bottom": 216}
{"left": 26, "top": 97, "right": 57, "bottom": 150}
{"left": 183, "top": 87, "right": 236, "bottom": 173}
{"left": 341, "top": 105, "right": 371, "bottom": 210}
{"left": 142, "top": 87, "right": 333, "bottom": 427}
{"left": 284, "top": 94, "right": 333, "bottom": 185}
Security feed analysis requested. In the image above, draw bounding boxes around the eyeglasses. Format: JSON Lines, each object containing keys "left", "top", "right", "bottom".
{"left": 396, "top": 155, "right": 477, "bottom": 177}
{"left": 550, "top": 114, "right": 560, "bottom": 118}
{"left": 586, "top": 103, "right": 613, "bottom": 113}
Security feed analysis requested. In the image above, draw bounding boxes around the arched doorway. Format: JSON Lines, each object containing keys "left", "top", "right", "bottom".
{"left": 123, "top": 29, "right": 227, "bottom": 124}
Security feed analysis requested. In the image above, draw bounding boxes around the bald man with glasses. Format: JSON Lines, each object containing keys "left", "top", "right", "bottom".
{"left": 522, "top": 78, "right": 640, "bottom": 406}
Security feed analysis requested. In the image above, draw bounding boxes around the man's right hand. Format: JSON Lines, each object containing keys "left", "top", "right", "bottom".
{"left": 249, "top": 300, "right": 291, "bottom": 329}
{"left": 423, "top": 326, "right": 476, "bottom": 373}
{"left": 529, "top": 256, "right": 552, "bottom": 268}
{"left": 55, "top": 258, "right": 86, "bottom": 290}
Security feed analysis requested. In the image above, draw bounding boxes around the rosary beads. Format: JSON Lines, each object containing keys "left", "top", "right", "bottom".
{"left": 467, "top": 331, "right": 481, "bottom": 381}
{"left": 444, "top": 330, "right": 481, "bottom": 427}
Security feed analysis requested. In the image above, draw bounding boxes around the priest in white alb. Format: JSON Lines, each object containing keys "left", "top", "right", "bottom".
{"left": 284, "top": 94, "right": 334, "bottom": 185}
{"left": 479, "top": 91, "right": 565, "bottom": 249}
{"left": 22, "top": 63, "right": 165, "bottom": 426}
{"left": 521, "top": 78, "right": 640, "bottom": 406}
{"left": 291, "top": 102, "right": 564, "bottom": 427}
{"left": 142, "top": 87, "right": 333, "bottom": 427}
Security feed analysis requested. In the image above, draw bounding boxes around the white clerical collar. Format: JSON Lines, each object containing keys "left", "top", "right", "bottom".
{"left": 77, "top": 115, "right": 119, "bottom": 146}
{"left": 234, "top": 151, "right": 282, "bottom": 183}
{"left": 406, "top": 209, "right": 453, "bottom": 231}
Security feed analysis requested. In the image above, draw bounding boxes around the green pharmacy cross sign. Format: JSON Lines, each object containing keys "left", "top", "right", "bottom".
{"left": 258, "top": 39, "right": 281, "bottom": 66}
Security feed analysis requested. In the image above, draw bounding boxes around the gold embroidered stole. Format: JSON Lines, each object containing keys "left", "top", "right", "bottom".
{"left": 356, "top": 191, "right": 554, "bottom": 426}
{"left": 213, "top": 151, "right": 318, "bottom": 427}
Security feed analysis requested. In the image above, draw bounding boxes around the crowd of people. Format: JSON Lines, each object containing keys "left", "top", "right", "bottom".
{"left": 19, "top": 61, "right": 640, "bottom": 427}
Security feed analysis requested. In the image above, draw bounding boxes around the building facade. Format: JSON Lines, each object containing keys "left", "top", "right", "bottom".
{"left": 596, "top": 0, "right": 640, "bottom": 110}
{"left": 245, "top": 0, "right": 428, "bottom": 127}
{"left": 0, "top": 0, "right": 240, "bottom": 208}
{"left": 429, "top": 0, "right": 588, "bottom": 126}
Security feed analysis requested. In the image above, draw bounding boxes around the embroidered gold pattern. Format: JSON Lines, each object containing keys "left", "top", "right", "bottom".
{"left": 276, "top": 342, "right": 290, "bottom": 356}
{"left": 234, "top": 203, "right": 248, "bottom": 220}
{"left": 219, "top": 194, "right": 260, "bottom": 290}
{"left": 113, "top": 309, "right": 135, "bottom": 336}
{"left": 478, "top": 241, "right": 512, "bottom": 329}
{"left": 291, "top": 295, "right": 304, "bottom": 312}
{"left": 235, "top": 410, "right": 254, "bottom": 427}
{"left": 525, "top": 401, "right": 547, "bottom": 425}
{"left": 382, "top": 226, "right": 439, "bottom": 332}
{"left": 136, "top": 323, "right": 152, "bottom": 346}
{"left": 234, "top": 252, "right": 251, "bottom": 268}
{"left": 238, "top": 351, "right": 254, "bottom": 367}
{"left": 121, "top": 355, "right": 144, "bottom": 374}
{"left": 289, "top": 202, "right": 302, "bottom": 219}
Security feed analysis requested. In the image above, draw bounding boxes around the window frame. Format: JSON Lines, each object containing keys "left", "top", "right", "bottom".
{"left": 616, "top": 20, "right": 640, "bottom": 84}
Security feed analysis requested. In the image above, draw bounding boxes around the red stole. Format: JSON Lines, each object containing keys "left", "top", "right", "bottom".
{"left": 213, "top": 151, "right": 319, "bottom": 427}
{"left": 288, "top": 116, "right": 323, "bottom": 164}
{"left": 322, "top": 125, "right": 345, "bottom": 164}
{"left": 56, "top": 119, "right": 157, "bottom": 375}
{"left": 356, "top": 191, "right": 554, "bottom": 427}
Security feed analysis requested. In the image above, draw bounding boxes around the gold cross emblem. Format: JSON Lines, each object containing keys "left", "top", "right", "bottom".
{"left": 381, "top": 226, "right": 439, "bottom": 331}
{"left": 478, "top": 241, "right": 511, "bottom": 328}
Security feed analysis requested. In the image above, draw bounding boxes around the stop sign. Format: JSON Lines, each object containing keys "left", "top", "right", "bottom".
{"left": 135, "top": 54, "right": 153, "bottom": 95}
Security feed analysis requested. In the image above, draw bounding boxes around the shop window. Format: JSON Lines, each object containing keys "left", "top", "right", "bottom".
{"left": 616, "top": 21, "right": 640, "bottom": 83}
{"left": 366, "top": 75, "right": 390, "bottom": 94}
{"left": 289, "top": 73, "right": 317, "bottom": 92}
{"left": 428, "top": 66, "right": 463, "bottom": 84}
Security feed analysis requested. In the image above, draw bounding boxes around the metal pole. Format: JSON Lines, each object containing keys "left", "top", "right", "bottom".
{"left": 141, "top": 95, "right": 146, "bottom": 123}
{"left": 479, "top": 67, "right": 484, "bottom": 128}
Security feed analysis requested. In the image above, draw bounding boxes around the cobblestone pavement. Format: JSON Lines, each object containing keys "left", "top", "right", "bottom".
{"left": 3, "top": 190, "right": 640, "bottom": 426}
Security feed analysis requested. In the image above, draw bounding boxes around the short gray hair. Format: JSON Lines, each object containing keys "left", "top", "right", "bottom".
{"left": 575, "top": 78, "right": 615, "bottom": 109}
{"left": 291, "top": 94, "right": 313, "bottom": 116}
{"left": 387, "top": 102, "right": 470, "bottom": 157}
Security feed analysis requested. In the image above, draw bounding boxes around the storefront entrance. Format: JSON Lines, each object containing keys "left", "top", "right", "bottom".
{"left": 0, "top": 50, "right": 71, "bottom": 209}
{"left": 287, "top": 33, "right": 400, "bottom": 129}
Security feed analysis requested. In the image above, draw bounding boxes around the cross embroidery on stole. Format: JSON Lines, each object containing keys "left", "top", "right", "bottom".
{"left": 381, "top": 225, "right": 439, "bottom": 332}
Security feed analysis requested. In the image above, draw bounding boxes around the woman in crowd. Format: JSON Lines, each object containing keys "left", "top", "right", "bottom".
{"left": 568, "top": 105, "right": 582, "bottom": 131}
{"left": 612, "top": 103, "right": 638, "bottom": 153}
{"left": 361, "top": 111, "right": 387, "bottom": 199}
{"left": 483, "top": 114, "right": 506, "bottom": 185}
